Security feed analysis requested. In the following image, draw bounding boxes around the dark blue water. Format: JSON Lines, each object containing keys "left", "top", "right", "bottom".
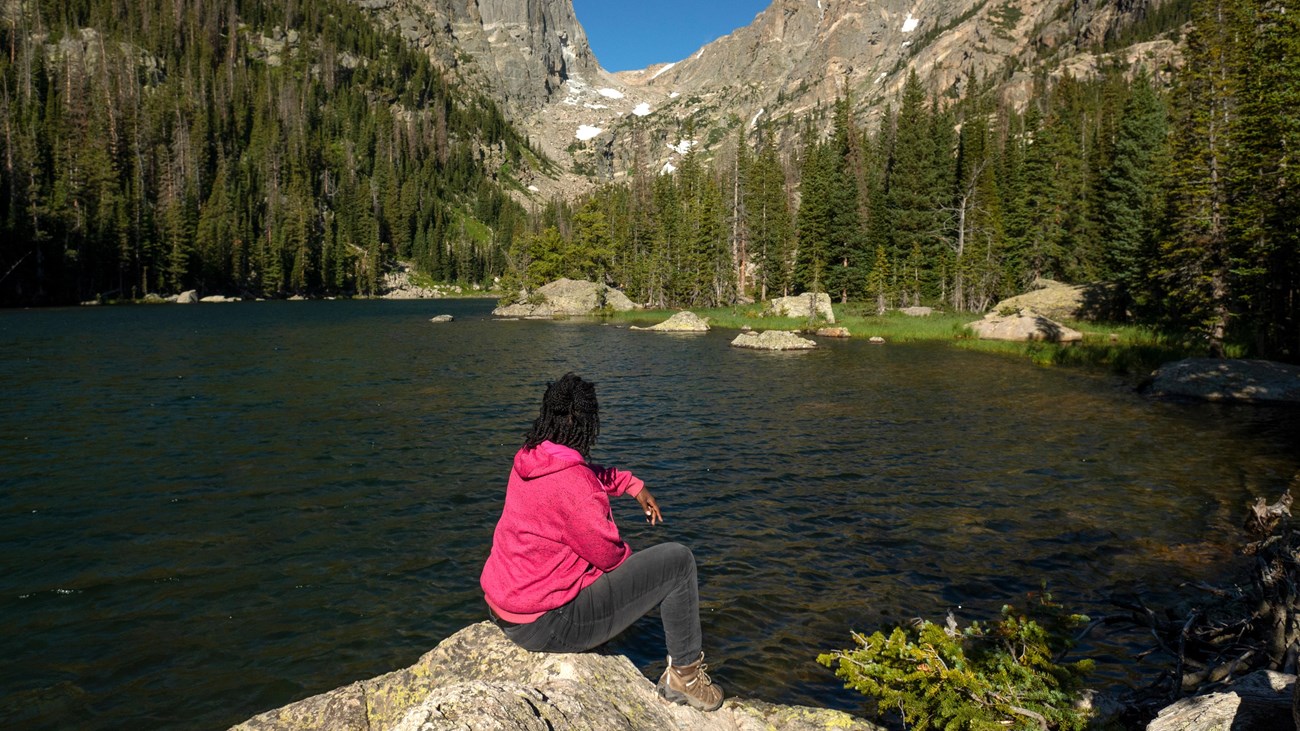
{"left": 2, "top": 299, "right": 1298, "bottom": 730}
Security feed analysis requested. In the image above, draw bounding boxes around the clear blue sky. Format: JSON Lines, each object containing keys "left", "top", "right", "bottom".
{"left": 572, "top": 1, "right": 772, "bottom": 72}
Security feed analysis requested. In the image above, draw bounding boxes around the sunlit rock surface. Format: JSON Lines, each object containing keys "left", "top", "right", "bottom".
{"left": 230, "top": 622, "right": 880, "bottom": 731}
{"left": 1143, "top": 358, "right": 1300, "bottom": 405}
{"left": 630, "top": 311, "right": 710, "bottom": 332}
{"left": 731, "top": 330, "right": 818, "bottom": 351}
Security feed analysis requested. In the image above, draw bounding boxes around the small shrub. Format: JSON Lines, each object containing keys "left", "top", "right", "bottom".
{"left": 818, "top": 594, "right": 1094, "bottom": 731}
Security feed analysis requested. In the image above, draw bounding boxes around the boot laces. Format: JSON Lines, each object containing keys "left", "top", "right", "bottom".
{"left": 677, "top": 662, "right": 713, "bottom": 688}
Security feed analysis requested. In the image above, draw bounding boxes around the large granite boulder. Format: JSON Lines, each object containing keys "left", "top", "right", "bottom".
{"left": 1142, "top": 358, "right": 1300, "bottom": 404}
{"left": 493, "top": 279, "right": 637, "bottom": 318}
{"left": 1146, "top": 670, "right": 1295, "bottom": 731}
{"left": 230, "top": 622, "right": 879, "bottom": 731}
{"left": 630, "top": 311, "right": 710, "bottom": 332}
{"left": 730, "top": 331, "right": 818, "bottom": 351}
{"left": 177, "top": 290, "right": 199, "bottom": 304}
{"left": 765, "top": 293, "right": 835, "bottom": 324}
{"left": 990, "top": 278, "right": 1117, "bottom": 322}
{"left": 967, "top": 309, "right": 1083, "bottom": 343}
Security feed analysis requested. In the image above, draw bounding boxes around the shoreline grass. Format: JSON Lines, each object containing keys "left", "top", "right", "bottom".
{"left": 606, "top": 304, "right": 1205, "bottom": 377}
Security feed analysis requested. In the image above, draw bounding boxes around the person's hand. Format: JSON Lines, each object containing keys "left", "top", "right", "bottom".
{"left": 635, "top": 489, "right": 663, "bottom": 525}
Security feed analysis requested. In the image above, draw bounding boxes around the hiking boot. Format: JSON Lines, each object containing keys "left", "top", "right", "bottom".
{"left": 656, "top": 653, "right": 724, "bottom": 711}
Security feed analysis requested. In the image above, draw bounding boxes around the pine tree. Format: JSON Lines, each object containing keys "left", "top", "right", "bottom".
{"left": 745, "top": 135, "right": 793, "bottom": 301}
{"left": 1098, "top": 68, "right": 1169, "bottom": 314}
{"left": 794, "top": 134, "right": 832, "bottom": 294}
{"left": 571, "top": 198, "right": 614, "bottom": 282}
{"left": 823, "top": 97, "right": 866, "bottom": 304}
{"left": 1156, "top": 0, "right": 1246, "bottom": 355}
{"left": 950, "top": 82, "right": 1005, "bottom": 312}
{"left": 887, "top": 71, "right": 939, "bottom": 306}
{"left": 1229, "top": 0, "right": 1300, "bottom": 359}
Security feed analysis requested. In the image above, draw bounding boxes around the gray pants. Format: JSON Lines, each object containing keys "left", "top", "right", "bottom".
{"left": 499, "top": 542, "right": 703, "bottom": 666}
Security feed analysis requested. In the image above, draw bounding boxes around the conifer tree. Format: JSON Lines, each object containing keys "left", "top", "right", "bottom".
{"left": 1098, "top": 68, "right": 1169, "bottom": 313}
{"left": 745, "top": 134, "right": 793, "bottom": 300}
{"left": 823, "top": 97, "right": 866, "bottom": 303}
{"left": 1229, "top": 0, "right": 1300, "bottom": 359}
{"left": 1156, "top": 0, "right": 1246, "bottom": 355}
{"left": 886, "top": 71, "right": 939, "bottom": 306}
{"left": 794, "top": 134, "right": 832, "bottom": 294}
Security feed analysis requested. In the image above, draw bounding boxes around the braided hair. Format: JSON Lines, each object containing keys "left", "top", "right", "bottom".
{"left": 522, "top": 372, "right": 600, "bottom": 460}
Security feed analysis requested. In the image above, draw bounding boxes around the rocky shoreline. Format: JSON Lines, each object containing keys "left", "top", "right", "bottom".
{"left": 228, "top": 621, "right": 1300, "bottom": 731}
{"left": 230, "top": 622, "right": 881, "bottom": 731}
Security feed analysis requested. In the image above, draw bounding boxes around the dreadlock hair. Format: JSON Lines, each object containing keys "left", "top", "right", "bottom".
{"left": 523, "top": 372, "right": 600, "bottom": 460}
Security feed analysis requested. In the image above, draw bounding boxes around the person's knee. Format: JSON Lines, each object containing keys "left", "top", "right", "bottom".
{"left": 661, "top": 541, "right": 696, "bottom": 578}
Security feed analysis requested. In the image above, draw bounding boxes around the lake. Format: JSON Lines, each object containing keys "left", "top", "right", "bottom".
{"left": 2, "top": 298, "right": 1298, "bottom": 729}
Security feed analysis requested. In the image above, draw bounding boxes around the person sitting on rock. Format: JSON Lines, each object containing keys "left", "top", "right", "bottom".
{"left": 480, "top": 372, "right": 724, "bottom": 712}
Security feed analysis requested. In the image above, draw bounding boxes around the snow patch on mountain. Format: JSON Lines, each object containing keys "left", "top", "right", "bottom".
{"left": 650, "top": 62, "right": 677, "bottom": 81}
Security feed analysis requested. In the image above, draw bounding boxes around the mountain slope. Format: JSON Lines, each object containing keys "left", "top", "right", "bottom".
{"left": 0, "top": 0, "right": 541, "bottom": 305}
{"left": 368, "top": 0, "right": 1188, "bottom": 191}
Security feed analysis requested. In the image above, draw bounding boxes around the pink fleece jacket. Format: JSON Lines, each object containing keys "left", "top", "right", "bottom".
{"left": 480, "top": 441, "right": 645, "bottom": 623}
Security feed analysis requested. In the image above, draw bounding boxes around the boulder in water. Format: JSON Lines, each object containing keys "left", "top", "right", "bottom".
{"left": 730, "top": 330, "right": 817, "bottom": 351}
{"left": 177, "top": 290, "right": 199, "bottom": 304}
{"left": 630, "top": 311, "right": 710, "bottom": 332}
{"left": 1142, "top": 358, "right": 1300, "bottom": 404}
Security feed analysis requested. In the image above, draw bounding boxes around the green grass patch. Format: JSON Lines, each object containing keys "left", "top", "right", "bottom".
{"left": 956, "top": 320, "right": 1228, "bottom": 375}
{"left": 606, "top": 303, "right": 1209, "bottom": 376}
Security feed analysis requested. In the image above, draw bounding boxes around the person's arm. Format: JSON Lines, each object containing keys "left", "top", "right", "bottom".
{"left": 563, "top": 483, "right": 632, "bottom": 572}
{"left": 589, "top": 464, "right": 644, "bottom": 498}
{"left": 590, "top": 464, "right": 663, "bottom": 524}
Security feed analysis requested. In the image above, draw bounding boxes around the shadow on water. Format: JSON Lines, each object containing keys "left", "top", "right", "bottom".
{"left": 1, "top": 299, "right": 1298, "bottom": 729}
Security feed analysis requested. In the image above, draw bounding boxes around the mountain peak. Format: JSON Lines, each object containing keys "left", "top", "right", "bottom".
{"left": 368, "top": 0, "right": 1187, "bottom": 195}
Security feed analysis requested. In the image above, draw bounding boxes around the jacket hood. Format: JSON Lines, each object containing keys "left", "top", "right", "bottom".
{"left": 513, "top": 441, "right": 586, "bottom": 479}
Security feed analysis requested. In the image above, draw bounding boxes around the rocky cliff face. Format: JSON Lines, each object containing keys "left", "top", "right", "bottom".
{"left": 356, "top": 0, "right": 600, "bottom": 114}
{"left": 356, "top": 0, "right": 1186, "bottom": 196}
{"left": 607, "top": 0, "right": 1183, "bottom": 172}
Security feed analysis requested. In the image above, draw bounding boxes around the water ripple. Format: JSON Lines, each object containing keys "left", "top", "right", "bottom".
{"left": 2, "top": 301, "right": 1298, "bottom": 729}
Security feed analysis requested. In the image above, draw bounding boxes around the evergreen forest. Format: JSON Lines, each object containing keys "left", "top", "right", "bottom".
{"left": 0, "top": 0, "right": 533, "bottom": 305}
{"left": 511, "top": 0, "right": 1297, "bottom": 362}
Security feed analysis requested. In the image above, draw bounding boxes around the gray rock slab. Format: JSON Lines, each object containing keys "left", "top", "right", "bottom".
{"left": 630, "top": 311, "right": 709, "bottom": 332}
{"left": 231, "top": 622, "right": 880, "bottom": 731}
{"left": 1146, "top": 670, "right": 1295, "bottom": 731}
{"left": 730, "top": 331, "right": 817, "bottom": 351}
{"left": 492, "top": 279, "right": 635, "bottom": 318}
{"left": 967, "top": 309, "right": 1083, "bottom": 343}
{"left": 1143, "top": 358, "right": 1300, "bottom": 404}
{"left": 765, "top": 293, "right": 835, "bottom": 324}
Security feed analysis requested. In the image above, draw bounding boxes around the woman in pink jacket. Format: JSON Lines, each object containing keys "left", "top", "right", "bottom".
{"left": 480, "top": 372, "right": 724, "bottom": 711}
